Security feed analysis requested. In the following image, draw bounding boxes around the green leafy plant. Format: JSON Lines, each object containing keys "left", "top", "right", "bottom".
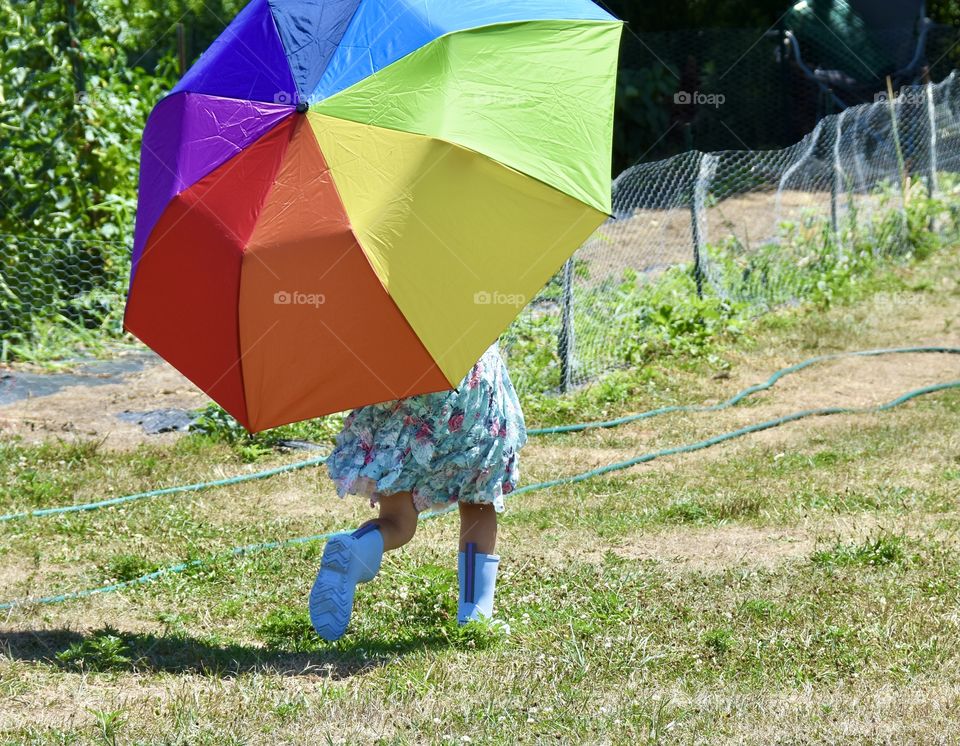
{"left": 189, "top": 403, "right": 345, "bottom": 460}
{"left": 100, "top": 553, "right": 161, "bottom": 582}
{"left": 56, "top": 629, "right": 137, "bottom": 671}
{"left": 812, "top": 535, "right": 909, "bottom": 568}
{"left": 87, "top": 707, "right": 126, "bottom": 746}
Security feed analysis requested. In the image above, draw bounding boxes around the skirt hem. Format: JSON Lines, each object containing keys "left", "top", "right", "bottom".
{"left": 337, "top": 476, "right": 507, "bottom": 514}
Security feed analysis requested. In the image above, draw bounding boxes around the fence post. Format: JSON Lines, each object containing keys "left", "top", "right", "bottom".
{"left": 829, "top": 171, "right": 839, "bottom": 238}
{"left": 926, "top": 81, "right": 938, "bottom": 203}
{"left": 690, "top": 152, "right": 707, "bottom": 299}
{"left": 885, "top": 77, "right": 909, "bottom": 212}
{"left": 558, "top": 257, "right": 575, "bottom": 394}
{"left": 831, "top": 109, "right": 850, "bottom": 249}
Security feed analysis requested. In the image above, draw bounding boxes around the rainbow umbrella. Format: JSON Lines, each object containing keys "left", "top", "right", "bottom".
{"left": 124, "top": 0, "right": 622, "bottom": 432}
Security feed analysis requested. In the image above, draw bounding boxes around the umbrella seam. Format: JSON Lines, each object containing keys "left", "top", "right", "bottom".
{"left": 236, "top": 118, "right": 302, "bottom": 430}
{"left": 266, "top": 0, "right": 367, "bottom": 103}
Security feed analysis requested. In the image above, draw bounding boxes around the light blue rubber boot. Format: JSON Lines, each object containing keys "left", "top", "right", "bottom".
{"left": 458, "top": 543, "right": 509, "bottom": 633}
{"left": 310, "top": 523, "right": 384, "bottom": 641}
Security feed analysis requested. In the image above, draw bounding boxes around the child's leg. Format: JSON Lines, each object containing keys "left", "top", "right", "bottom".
{"left": 457, "top": 502, "right": 507, "bottom": 630}
{"left": 360, "top": 491, "right": 419, "bottom": 551}
{"left": 458, "top": 502, "right": 497, "bottom": 553}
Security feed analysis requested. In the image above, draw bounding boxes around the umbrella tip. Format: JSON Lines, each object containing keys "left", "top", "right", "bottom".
{"left": 296, "top": 101, "right": 309, "bottom": 114}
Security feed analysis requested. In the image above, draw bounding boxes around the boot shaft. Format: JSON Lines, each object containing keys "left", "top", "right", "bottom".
{"left": 458, "top": 542, "right": 500, "bottom": 624}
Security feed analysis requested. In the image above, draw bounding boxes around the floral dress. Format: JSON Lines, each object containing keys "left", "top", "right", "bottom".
{"left": 326, "top": 342, "right": 526, "bottom": 514}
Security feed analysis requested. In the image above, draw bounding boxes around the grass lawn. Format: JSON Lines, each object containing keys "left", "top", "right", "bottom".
{"left": 1, "top": 245, "right": 959, "bottom": 744}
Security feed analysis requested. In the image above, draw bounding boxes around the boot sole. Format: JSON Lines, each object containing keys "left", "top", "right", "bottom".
{"left": 309, "top": 535, "right": 356, "bottom": 642}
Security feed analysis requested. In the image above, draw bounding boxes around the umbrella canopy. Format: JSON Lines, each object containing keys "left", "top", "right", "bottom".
{"left": 124, "top": 0, "right": 623, "bottom": 433}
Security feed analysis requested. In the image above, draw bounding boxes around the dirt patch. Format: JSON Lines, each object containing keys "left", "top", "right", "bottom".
{"left": 0, "top": 558, "right": 39, "bottom": 590}
{"left": 603, "top": 512, "right": 960, "bottom": 572}
{"left": 751, "top": 351, "right": 960, "bottom": 411}
{"left": 614, "top": 525, "right": 814, "bottom": 570}
{"left": 521, "top": 345, "right": 960, "bottom": 489}
{"left": 499, "top": 510, "right": 960, "bottom": 577}
{"left": 0, "top": 360, "right": 207, "bottom": 451}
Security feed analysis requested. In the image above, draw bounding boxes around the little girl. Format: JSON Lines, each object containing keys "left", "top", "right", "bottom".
{"left": 309, "top": 341, "right": 526, "bottom": 641}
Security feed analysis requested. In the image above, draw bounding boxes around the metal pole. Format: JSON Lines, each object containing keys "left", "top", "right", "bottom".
{"left": 830, "top": 162, "right": 839, "bottom": 236}
{"left": 558, "top": 258, "right": 575, "bottom": 393}
{"left": 691, "top": 204, "right": 704, "bottom": 299}
{"left": 691, "top": 152, "right": 706, "bottom": 300}
{"left": 831, "top": 110, "right": 846, "bottom": 242}
{"left": 926, "top": 81, "right": 938, "bottom": 202}
{"left": 886, "top": 76, "right": 909, "bottom": 211}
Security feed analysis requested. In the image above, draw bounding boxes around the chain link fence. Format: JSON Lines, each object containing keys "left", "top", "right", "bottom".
{"left": 509, "top": 72, "right": 960, "bottom": 393}
{"left": 0, "top": 233, "right": 129, "bottom": 360}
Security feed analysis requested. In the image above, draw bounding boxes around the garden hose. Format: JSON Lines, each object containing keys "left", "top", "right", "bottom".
{"left": 3, "top": 347, "right": 956, "bottom": 524}
{"left": 1, "top": 346, "right": 958, "bottom": 610}
{"left": 0, "top": 456, "right": 330, "bottom": 523}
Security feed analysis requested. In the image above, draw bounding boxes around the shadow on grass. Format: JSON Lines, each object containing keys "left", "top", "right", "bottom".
{"left": 0, "top": 626, "right": 459, "bottom": 679}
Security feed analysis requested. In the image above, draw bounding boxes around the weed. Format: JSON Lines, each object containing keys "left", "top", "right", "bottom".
{"left": 811, "top": 535, "right": 908, "bottom": 568}
{"left": 56, "top": 631, "right": 136, "bottom": 672}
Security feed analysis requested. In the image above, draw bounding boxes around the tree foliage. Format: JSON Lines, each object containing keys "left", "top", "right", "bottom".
{"left": 0, "top": 0, "right": 175, "bottom": 342}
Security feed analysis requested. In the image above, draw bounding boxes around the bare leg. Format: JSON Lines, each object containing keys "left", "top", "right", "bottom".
{"left": 458, "top": 502, "right": 498, "bottom": 554}
{"left": 359, "top": 491, "right": 418, "bottom": 551}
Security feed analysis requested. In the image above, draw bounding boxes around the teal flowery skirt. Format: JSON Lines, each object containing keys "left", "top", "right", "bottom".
{"left": 326, "top": 343, "right": 527, "bottom": 513}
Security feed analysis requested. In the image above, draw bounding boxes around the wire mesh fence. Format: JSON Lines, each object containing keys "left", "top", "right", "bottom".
{"left": 510, "top": 72, "right": 960, "bottom": 393}
{"left": 0, "top": 232, "right": 129, "bottom": 360}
